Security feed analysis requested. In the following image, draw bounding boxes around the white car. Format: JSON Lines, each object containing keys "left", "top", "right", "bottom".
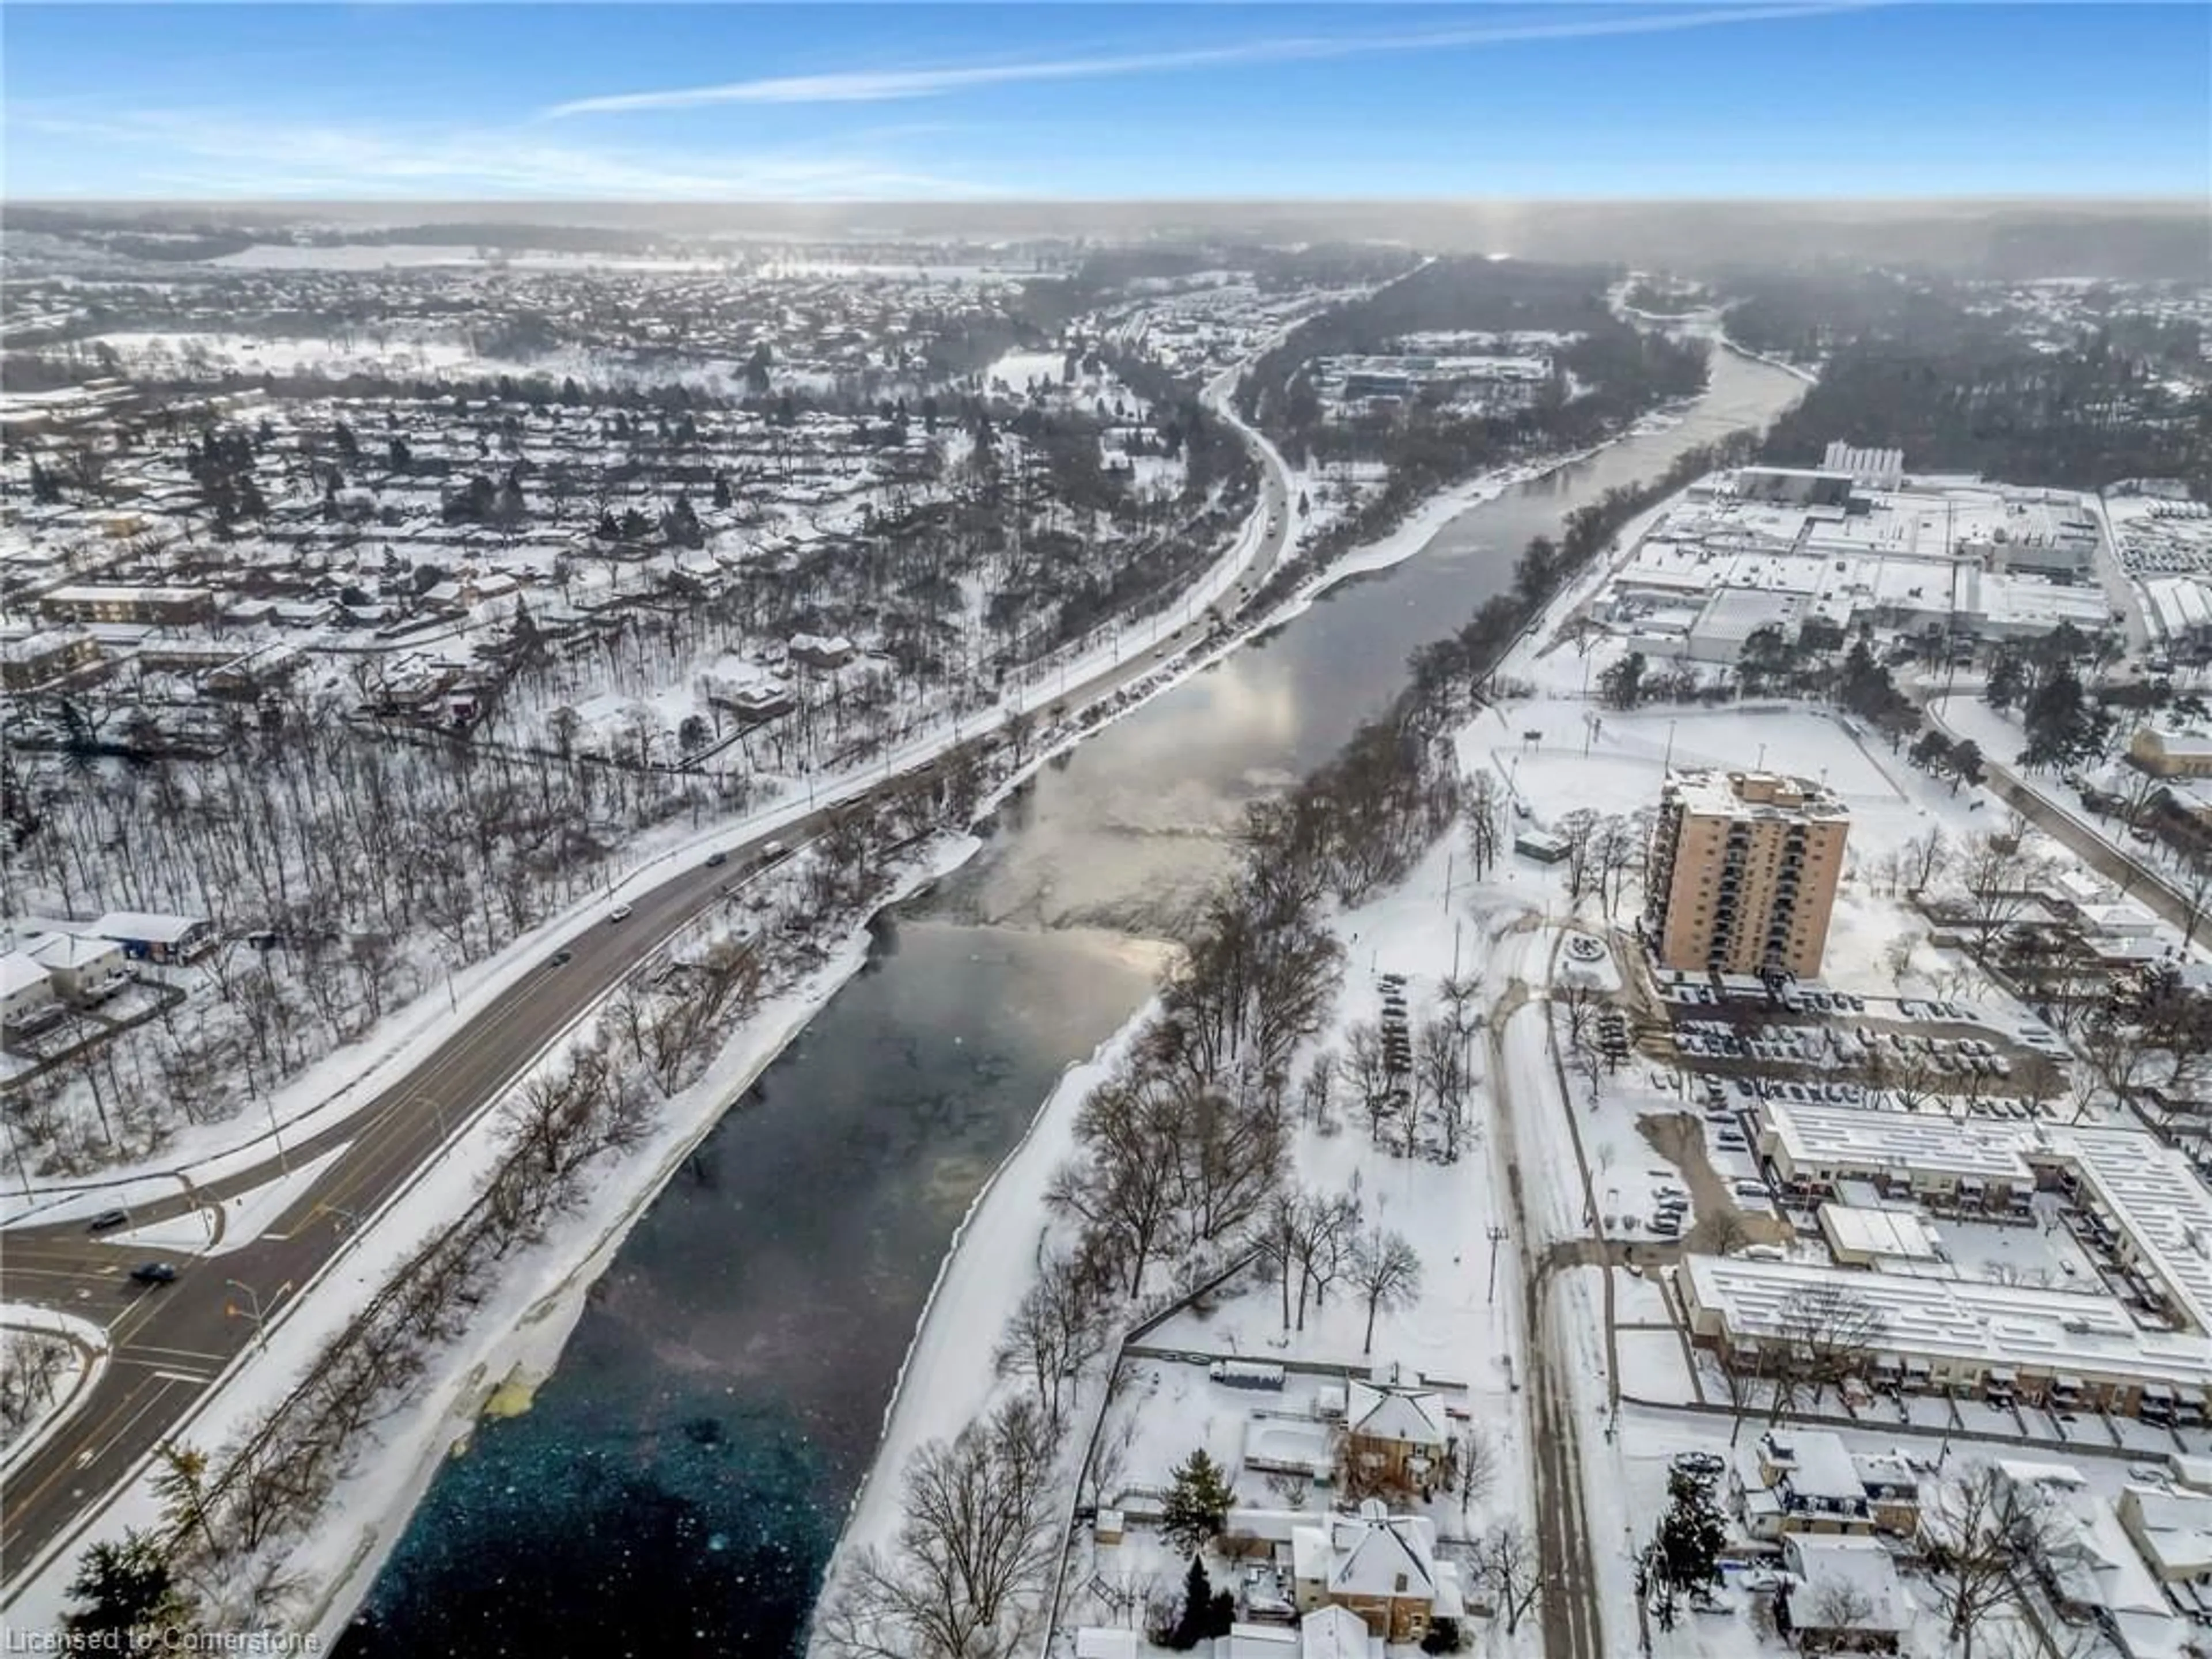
{"left": 608, "top": 904, "right": 634, "bottom": 923}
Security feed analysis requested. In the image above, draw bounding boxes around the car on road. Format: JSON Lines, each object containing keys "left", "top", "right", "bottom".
{"left": 608, "top": 904, "right": 634, "bottom": 923}
{"left": 704, "top": 850, "right": 728, "bottom": 868}
{"left": 551, "top": 949, "right": 573, "bottom": 967}
{"left": 130, "top": 1262, "right": 178, "bottom": 1286}
{"left": 761, "top": 840, "right": 787, "bottom": 860}
{"left": 88, "top": 1209, "right": 131, "bottom": 1233}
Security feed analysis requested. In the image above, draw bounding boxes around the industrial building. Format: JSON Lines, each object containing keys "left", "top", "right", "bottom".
{"left": 1590, "top": 464, "right": 2116, "bottom": 666}
{"left": 1643, "top": 769, "right": 1850, "bottom": 979}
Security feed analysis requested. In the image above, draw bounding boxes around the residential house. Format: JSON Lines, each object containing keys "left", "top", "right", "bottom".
{"left": 0, "top": 952, "right": 55, "bottom": 1028}
{"left": 25, "top": 932, "right": 127, "bottom": 1003}
{"left": 92, "top": 912, "right": 213, "bottom": 965}
{"left": 1733, "top": 1431, "right": 1877, "bottom": 1541}
{"left": 1779, "top": 1534, "right": 1909, "bottom": 1655}
{"left": 1224, "top": 1624, "right": 1298, "bottom": 1659}
{"left": 787, "top": 632, "right": 856, "bottom": 670}
{"left": 2004, "top": 1461, "right": 2183, "bottom": 1656}
{"left": 1289, "top": 1501, "right": 1463, "bottom": 1645}
{"left": 1340, "top": 1375, "right": 1449, "bottom": 1495}
{"left": 1849, "top": 1453, "right": 1922, "bottom": 1538}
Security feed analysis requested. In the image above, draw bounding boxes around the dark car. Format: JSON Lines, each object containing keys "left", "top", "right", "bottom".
{"left": 88, "top": 1209, "right": 131, "bottom": 1234}
{"left": 551, "top": 949, "right": 574, "bottom": 967}
{"left": 704, "top": 851, "right": 729, "bottom": 868}
{"left": 130, "top": 1262, "right": 178, "bottom": 1286}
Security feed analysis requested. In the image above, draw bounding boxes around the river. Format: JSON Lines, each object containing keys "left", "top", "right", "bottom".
{"left": 336, "top": 344, "right": 1805, "bottom": 1658}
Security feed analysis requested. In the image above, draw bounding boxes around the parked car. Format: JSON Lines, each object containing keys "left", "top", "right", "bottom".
{"left": 704, "top": 850, "right": 728, "bottom": 868}
{"left": 608, "top": 904, "right": 634, "bottom": 923}
{"left": 87, "top": 1209, "right": 130, "bottom": 1234}
{"left": 130, "top": 1262, "right": 178, "bottom": 1286}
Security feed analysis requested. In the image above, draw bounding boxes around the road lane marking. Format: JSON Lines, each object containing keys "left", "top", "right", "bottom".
{"left": 10, "top": 1373, "right": 175, "bottom": 1511}
{"left": 120, "top": 1343, "right": 228, "bottom": 1365}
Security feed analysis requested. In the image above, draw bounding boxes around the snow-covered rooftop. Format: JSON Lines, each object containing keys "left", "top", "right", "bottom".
{"left": 1681, "top": 1253, "right": 2212, "bottom": 1391}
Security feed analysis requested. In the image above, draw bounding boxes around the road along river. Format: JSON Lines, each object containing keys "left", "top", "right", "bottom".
{"left": 337, "top": 345, "right": 1806, "bottom": 1658}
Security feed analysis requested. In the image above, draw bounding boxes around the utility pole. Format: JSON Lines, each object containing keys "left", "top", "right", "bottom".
{"left": 1486, "top": 1222, "right": 1510, "bottom": 1305}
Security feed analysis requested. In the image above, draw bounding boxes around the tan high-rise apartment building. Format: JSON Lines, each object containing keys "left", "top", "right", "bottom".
{"left": 1645, "top": 770, "right": 1850, "bottom": 979}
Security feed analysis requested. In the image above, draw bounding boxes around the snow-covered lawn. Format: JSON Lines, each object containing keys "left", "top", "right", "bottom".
{"left": 0, "top": 1308, "right": 107, "bottom": 1471}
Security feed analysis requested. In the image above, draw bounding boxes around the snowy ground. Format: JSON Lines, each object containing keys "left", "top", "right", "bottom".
{"left": 0, "top": 1308, "right": 108, "bottom": 1471}
{"left": 103, "top": 1145, "right": 351, "bottom": 1259}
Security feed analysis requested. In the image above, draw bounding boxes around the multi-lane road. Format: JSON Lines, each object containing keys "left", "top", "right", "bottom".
{"left": 0, "top": 389, "right": 1295, "bottom": 1602}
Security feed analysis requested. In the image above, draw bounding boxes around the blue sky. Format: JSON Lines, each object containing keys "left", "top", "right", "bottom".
{"left": 4, "top": 3, "right": 2205, "bottom": 199}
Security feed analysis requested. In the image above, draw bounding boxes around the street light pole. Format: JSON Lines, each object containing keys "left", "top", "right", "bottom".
{"left": 224, "top": 1278, "right": 290, "bottom": 1354}
{"left": 264, "top": 1096, "right": 290, "bottom": 1176}
{"left": 0, "top": 1113, "right": 32, "bottom": 1200}
{"left": 1486, "top": 1223, "right": 1510, "bottom": 1305}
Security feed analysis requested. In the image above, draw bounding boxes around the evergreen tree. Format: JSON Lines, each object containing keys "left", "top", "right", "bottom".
{"left": 1645, "top": 1469, "right": 1726, "bottom": 1616}
{"left": 1207, "top": 1590, "right": 1236, "bottom": 1638}
{"left": 711, "top": 472, "right": 733, "bottom": 510}
{"left": 493, "top": 469, "right": 528, "bottom": 529}
{"left": 1168, "top": 1555, "right": 1212, "bottom": 1650}
{"left": 1161, "top": 1448, "right": 1235, "bottom": 1554}
{"left": 65, "top": 1530, "right": 177, "bottom": 1637}
{"left": 1910, "top": 729, "right": 1953, "bottom": 773}
{"left": 1984, "top": 649, "right": 2028, "bottom": 710}
{"left": 1598, "top": 650, "right": 1647, "bottom": 710}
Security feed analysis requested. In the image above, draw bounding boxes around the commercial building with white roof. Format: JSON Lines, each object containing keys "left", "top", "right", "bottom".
{"left": 1677, "top": 1253, "right": 2211, "bottom": 1420}
{"left": 1758, "top": 1101, "right": 2212, "bottom": 1340}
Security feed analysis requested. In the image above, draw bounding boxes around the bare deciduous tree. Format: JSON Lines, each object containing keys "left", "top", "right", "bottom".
{"left": 1350, "top": 1228, "right": 1422, "bottom": 1355}
{"left": 818, "top": 1397, "right": 1060, "bottom": 1659}
{"left": 1474, "top": 1522, "right": 1544, "bottom": 1636}
{"left": 1918, "top": 1461, "right": 2071, "bottom": 1659}
{"left": 1764, "top": 1283, "right": 1886, "bottom": 1426}
{"left": 994, "top": 1246, "right": 1109, "bottom": 1432}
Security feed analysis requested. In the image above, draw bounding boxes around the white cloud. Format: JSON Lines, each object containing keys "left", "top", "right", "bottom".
{"left": 544, "top": 3, "right": 1868, "bottom": 118}
{"left": 7, "top": 109, "right": 989, "bottom": 199}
